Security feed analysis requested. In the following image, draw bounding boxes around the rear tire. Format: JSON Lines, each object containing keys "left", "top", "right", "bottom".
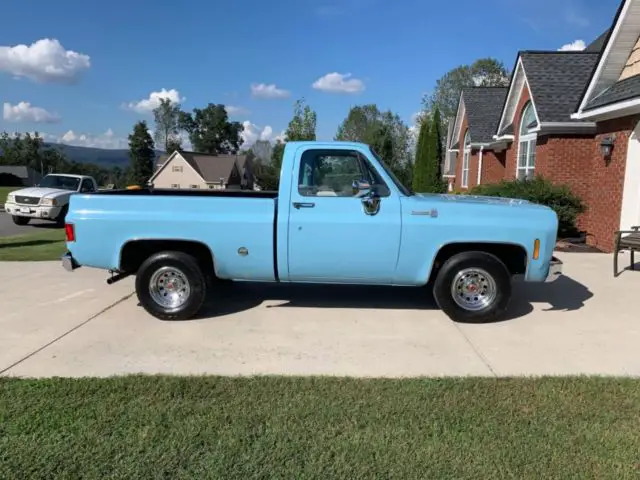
{"left": 135, "top": 250, "right": 207, "bottom": 321}
{"left": 12, "top": 215, "right": 30, "bottom": 226}
{"left": 433, "top": 251, "right": 512, "bottom": 324}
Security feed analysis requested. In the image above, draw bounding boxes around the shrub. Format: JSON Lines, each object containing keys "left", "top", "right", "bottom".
{"left": 469, "top": 176, "right": 586, "bottom": 237}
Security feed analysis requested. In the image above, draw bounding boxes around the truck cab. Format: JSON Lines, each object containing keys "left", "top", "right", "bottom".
{"left": 62, "top": 141, "right": 562, "bottom": 323}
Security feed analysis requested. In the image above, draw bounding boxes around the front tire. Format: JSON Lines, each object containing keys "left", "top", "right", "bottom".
{"left": 433, "top": 251, "right": 512, "bottom": 323}
{"left": 12, "top": 215, "right": 30, "bottom": 226}
{"left": 135, "top": 251, "right": 207, "bottom": 321}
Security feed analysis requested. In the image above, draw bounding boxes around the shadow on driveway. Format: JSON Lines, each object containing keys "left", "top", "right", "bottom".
{"left": 178, "top": 274, "right": 593, "bottom": 323}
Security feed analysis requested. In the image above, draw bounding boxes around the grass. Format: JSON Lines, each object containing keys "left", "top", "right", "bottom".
{"left": 1, "top": 376, "right": 639, "bottom": 479}
{"left": 0, "top": 186, "right": 17, "bottom": 204}
{"left": 0, "top": 228, "right": 66, "bottom": 261}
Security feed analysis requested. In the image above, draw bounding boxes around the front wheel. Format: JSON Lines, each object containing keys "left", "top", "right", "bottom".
{"left": 135, "top": 251, "right": 207, "bottom": 321}
{"left": 12, "top": 215, "right": 30, "bottom": 226}
{"left": 433, "top": 251, "right": 512, "bottom": 323}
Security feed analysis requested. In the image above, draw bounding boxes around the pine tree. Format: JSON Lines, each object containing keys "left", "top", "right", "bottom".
{"left": 412, "top": 114, "right": 431, "bottom": 193}
{"left": 128, "top": 121, "right": 155, "bottom": 186}
{"left": 427, "top": 108, "right": 446, "bottom": 193}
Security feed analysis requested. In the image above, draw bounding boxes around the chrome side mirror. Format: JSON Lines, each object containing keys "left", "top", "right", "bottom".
{"left": 361, "top": 189, "right": 381, "bottom": 216}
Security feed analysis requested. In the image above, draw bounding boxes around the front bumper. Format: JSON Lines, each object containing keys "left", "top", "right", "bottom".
{"left": 5, "top": 202, "right": 62, "bottom": 220}
{"left": 545, "top": 256, "right": 563, "bottom": 283}
{"left": 62, "top": 252, "right": 80, "bottom": 272}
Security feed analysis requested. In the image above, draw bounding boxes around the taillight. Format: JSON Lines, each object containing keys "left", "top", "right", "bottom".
{"left": 65, "top": 223, "right": 75, "bottom": 242}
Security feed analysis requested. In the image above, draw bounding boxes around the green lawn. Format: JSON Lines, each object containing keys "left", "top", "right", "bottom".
{"left": 0, "top": 228, "right": 66, "bottom": 261}
{"left": 1, "top": 376, "right": 639, "bottom": 479}
{"left": 0, "top": 186, "right": 17, "bottom": 204}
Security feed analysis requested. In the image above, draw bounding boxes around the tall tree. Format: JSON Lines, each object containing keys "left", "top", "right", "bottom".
{"left": 128, "top": 121, "right": 155, "bottom": 186}
{"left": 422, "top": 58, "right": 510, "bottom": 121}
{"left": 152, "top": 98, "right": 181, "bottom": 152}
{"left": 179, "top": 103, "right": 244, "bottom": 154}
{"left": 426, "top": 108, "right": 446, "bottom": 193}
{"left": 412, "top": 115, "right": 431, "bottom": 193}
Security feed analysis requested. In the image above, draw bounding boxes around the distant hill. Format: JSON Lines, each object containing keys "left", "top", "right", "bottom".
{"left": 45, "top": 143, "right": 163, "bottom": 168}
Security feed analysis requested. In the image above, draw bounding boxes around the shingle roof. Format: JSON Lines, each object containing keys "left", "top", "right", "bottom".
{"left": 584, "top": 74, "right": 640, "bottom": 111}
{"left": 180, "top": 152, "right": 244, "bottom": 183}
{"left": 520, "top": 51, "right": 600, "bottom": 122}
{"left": 462, "top": 87, "right": 509, "bottom": 143}
{"left": 585, "top": 29, "right": 610, "bottom": 52}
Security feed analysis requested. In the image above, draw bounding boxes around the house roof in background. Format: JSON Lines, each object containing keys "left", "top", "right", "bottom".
{"left": 180, "top": 152, "right": 244, "bottom": 183}
{"left": 520, "top": 51, "right": 600, "bottom": 122}
{"left": 0, "top": 165, "right": 40, "bottom": 179}
{"left": 585, "top": 29, "right": 611, "bottom": 52}
{"left": 461, "top": 87, "right": 509, "bottom": 144}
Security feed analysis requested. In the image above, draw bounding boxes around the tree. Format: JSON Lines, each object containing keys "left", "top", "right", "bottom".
{"left": 426, "top": 108, "right": 446, "bottom": 193}
{"left": 152, "top": 98, "right": 181, "bottom": 153}
{"left": 128, "top": 121, "right": 155, "bottom": 186}
{"left": 285, "top": 98, "right": 317, "bottom": 141}
{"left": 412, "top": 115, "right": 431, "bottom": 193}
{"left": 166, "top": 137, "right": 182, "bottom": 154}
{"left": 422, "top": 58, "right": 510, "bottom": 121}
{"left": 179, "top": 103, "right": 244, "bottom": 154}
{"left": 335, "top": 104, "right": 412, "bottom": 176}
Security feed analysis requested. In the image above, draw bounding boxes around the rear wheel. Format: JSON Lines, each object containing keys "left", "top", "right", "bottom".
{"left": 433, "top": 251, "right": 511, "bottom": 323}
{"left": 12, "top": 215, "right": 30, "bottom": 226}
{"left": 135, "top": 251, "right": 207, "bottom": 321}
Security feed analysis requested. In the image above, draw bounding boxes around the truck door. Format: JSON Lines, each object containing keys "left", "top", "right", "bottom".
{"left": 287, "top": 147, "right": 402, "bottom": 284}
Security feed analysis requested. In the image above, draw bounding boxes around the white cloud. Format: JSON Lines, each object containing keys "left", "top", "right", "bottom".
{"left": 559, "top": 39, "right": 586, "bottom": 51}
{"left": 56, "top": 128, "right": 128, "bottom": 149}
{"left": 225, "top": 105, "right": 250, "bottom": 116}
{"left": 124, "top": 88, "right": 185, "bottom": 114}
{"left": 312, "top": 72, "right": 365, "bottom": 94}
{"left": 0, "top": 38, "right": 90, "bottom": 83}
{"left": 3, "top": 101, "right": 60, "bottom": 123}
{"left": 250, "top": 83, "right": 291, "bottom": 99}
{"left": 242, "top": 120, "right": 276, "bottom": 146}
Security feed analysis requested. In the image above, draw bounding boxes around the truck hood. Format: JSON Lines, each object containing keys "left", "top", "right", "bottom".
{"left": 11, "top": 187, "right": 73, "bottom": 199}
{"left": 414, "top": 193, "right": 532, "bottom": 207}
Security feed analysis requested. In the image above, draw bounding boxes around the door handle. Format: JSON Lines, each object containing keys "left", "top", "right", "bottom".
{"left": 293, "top": 202, "right": 316, "bottom": 209}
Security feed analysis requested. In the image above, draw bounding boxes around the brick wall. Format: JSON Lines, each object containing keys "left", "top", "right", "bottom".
{"left": 481, "top": 149, "right": 506, "bottom": 184}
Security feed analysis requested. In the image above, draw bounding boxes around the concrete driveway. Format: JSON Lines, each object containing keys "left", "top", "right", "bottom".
{"left": 2, "top": 252, "right": 639, "bottom": 378}
{"left": 0, "top": 212, "right": 60, "bottom": 237}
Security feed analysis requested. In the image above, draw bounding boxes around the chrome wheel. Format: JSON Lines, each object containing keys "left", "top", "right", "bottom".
{"left": 450, "top": 267, "right": 497, "bottom": 312}
{"left": 149, "top": 266, "right": 191, "bottom": 309}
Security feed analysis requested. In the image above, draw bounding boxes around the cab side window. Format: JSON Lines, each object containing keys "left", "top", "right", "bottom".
{"left": 298, "top": 149, "right": 388, "bottom": 197}
{"left": 80, "top": 179, "right": 95, "bottom": 193}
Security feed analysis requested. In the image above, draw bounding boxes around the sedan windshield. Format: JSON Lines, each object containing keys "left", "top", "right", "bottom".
{"left": 40, "top": 175, "right": 81, "bottom": 191}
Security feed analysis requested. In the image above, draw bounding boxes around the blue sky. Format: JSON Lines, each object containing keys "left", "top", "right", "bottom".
{"left": 0, "top": 0, "right": 619, "bottom": 150}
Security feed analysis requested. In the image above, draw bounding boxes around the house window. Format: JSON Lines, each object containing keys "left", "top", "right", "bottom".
{"left": 172, "top": 166, "right": 183, "bottom": 172}
{"left": 461, "top": 130, "right": 471, "bottom": 188}
{"left": 171, "top": 184, "right": 180, "bottom": 188}
{"left": 517, "top": 101, "right": 538, "bottom": 181}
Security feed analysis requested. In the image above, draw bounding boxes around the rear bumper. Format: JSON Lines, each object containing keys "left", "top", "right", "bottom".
{"left": 62, "top": 251, "right": 80, "bottom": 272}
{"left": 545, "top": 256, "right": 563, "bottom": 283}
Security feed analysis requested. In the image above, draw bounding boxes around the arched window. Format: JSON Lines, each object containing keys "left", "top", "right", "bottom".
{"left": 517, "top": 102, "right": 537, "bottom": 180}
{"left": 461, "top": 130, "right": 471, "bottom": 188}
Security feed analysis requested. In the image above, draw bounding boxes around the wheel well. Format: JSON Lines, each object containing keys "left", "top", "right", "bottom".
{"left": 428, "top": 242, "right": 528, "bottom": 283}
{"left": 120, "top": 240, "right": 214, "bottom": 274}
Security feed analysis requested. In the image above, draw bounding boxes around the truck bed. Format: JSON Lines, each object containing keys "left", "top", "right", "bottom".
{"left": 94, "top": 187, "right": 279, "bottom": 199}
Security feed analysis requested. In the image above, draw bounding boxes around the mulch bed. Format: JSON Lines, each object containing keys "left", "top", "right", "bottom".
{"left": 555, "top": 240, "right": 605, "bottom": 253}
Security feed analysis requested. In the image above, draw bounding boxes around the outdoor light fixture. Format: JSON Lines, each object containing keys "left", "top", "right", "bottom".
{"left": 600, "top": 135, "right": 615, "bottom": 158}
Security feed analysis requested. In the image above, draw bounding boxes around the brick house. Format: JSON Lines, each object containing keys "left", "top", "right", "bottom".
{"left": 445, "top": 0, "right": 640, "bottom": 252}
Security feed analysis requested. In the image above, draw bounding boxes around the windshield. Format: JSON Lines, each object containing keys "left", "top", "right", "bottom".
{"left": 39, "top": 175, "right": 81, "bottom": 191}
{"left": 369, "top": 147, "right": 413, "bottom": 196}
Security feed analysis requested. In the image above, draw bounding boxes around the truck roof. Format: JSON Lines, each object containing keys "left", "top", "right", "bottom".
{"left": 45, "top": 173, "right": 94, "bottom": 180}
{"left": 285, "top": 140, "right": 371, "bottom": 150}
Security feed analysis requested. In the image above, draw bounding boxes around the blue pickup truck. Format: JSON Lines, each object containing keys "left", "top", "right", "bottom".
{"left": 62, "top": 141, "right": 562, "bottom": 323}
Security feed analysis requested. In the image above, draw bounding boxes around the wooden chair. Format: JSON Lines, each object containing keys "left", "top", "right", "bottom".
{"left": 614, "top": 226, "right": 640, "bottom": 277}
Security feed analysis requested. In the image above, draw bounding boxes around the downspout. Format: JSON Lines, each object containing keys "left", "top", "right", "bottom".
{"left": 476, "top": 146, "right": 484, "bottom": 186}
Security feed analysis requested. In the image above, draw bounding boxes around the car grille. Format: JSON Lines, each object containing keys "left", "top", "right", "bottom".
{"left": 15, "top": 196, "right": 40, "bottom": 205}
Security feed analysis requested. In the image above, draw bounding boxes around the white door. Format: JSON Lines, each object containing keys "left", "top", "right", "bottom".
{"left": 620, "top": 121, "right": 640, "bottom": 231}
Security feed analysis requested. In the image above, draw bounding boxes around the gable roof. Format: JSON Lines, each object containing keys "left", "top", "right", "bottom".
{"left": 520, "top": 51, "right": 600, "bottom": 122}
{"left": 585, "top": 29, "right": 611, "bottom": 52}
{"left": 496, "top": 51, "right": 599, "bottom": 137}
{"left": 573, "top": 0, "right": 640, "bottom": 119}
{"left": 462, "top": 87, "right": 509, "bottom": 144}
{"left": 149, "top": 151, "right": 247, "bottom": 184}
